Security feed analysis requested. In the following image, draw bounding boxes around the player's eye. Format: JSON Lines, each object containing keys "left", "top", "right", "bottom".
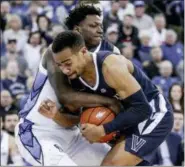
{"left": 89, "top": 24, "right": 96, "bottom": 28}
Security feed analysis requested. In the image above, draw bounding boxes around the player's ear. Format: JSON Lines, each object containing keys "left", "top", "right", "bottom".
{"left": 81, "top": 47, "right": 87, "bottom": 55}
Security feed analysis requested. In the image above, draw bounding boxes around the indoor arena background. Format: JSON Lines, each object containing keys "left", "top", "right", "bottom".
{"left": 0, "top": 0, "right": 184, "bottom": 166}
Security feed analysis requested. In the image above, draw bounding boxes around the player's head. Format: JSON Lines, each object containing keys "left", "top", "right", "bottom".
{"left": 52, "top": 31, "right": 89, "bottom": 79}
{"left": 65, "top": 5, "right": 103, "bottom": 48}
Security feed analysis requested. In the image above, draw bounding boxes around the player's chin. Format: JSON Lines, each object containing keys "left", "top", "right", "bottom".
{"left": 92, "top": 37, "right": 102, "bottom": 45}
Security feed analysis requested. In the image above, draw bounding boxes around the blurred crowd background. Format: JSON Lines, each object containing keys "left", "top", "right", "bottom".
{"left": 0, "top": 0, "right": 184, "bottom": 166}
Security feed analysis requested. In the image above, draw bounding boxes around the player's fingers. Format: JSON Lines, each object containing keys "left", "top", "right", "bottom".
{"left": 46, "top": 99, "right": 56, "bottom": 107}
{"left": 39, "top": 106, "right": 50, "bottom": 117}
{"left": 40, "top": 102, "right": 50, "bottom": 110}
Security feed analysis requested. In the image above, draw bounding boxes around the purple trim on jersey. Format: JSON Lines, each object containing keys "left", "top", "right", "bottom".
{"left": 18, "top": 119, "right": 43, "bottom": 164}
{"left": 19, "top": 72, "right": 48, "bottom": 118}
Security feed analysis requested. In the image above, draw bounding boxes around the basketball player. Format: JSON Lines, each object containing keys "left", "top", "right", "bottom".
{"left": 65, "top": 5, "right": 120, "bottom": 54}
{"left": 14, "top": 5, "right": 120, "bottom": 166}
{"left": 51, "top": 31, "right": 174, "bottom": 166}
{"left": 1, "top": 117, "right": 23, "bottom": 166}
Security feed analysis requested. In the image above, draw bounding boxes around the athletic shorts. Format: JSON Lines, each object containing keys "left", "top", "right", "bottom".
{"left": 124, "top": 94, "right": 174, "bottom": 163}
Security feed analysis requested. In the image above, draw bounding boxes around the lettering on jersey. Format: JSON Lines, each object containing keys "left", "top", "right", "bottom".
{"left": 96, "top": 111, "right": 105, "bottom": 119}
{"left": 100, "top": 88, "right": 107, "bottom": 93}
{"left": 131, "top": 134, "right": 146, "bottom": 152}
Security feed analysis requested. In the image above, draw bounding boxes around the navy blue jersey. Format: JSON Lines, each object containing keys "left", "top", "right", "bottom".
{"left": 72, "top": 51, "right": 159, "bottom": 103}
{"left": 89, "top": 39, "right": 120, "bottom": 54}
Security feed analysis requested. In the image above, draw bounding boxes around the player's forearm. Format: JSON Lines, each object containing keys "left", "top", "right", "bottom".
{"left": 62, "top": 91, "right": 120, "bottom": 113}
{"left": 103, "top": 89, "right": 152, "bottom": 134}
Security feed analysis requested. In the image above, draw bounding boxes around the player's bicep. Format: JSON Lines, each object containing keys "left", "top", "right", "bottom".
{"left": 103, "top": 56, "right": 141, "bottom": 99}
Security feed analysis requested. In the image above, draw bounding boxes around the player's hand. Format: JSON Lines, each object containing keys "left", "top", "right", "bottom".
{"left": 38, "top": 99, "right": 58, "bottom": 119}
{"left": 80, "top": 123, "right": 105, "bottom": 143}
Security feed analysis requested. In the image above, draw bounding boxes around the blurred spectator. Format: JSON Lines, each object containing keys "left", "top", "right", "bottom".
{"left": 120, "top": 44, "right": 142, "bottom": 69}
{"left": 19, "top": 76, "right": 34, "bottom": 110}
{"left": 117, "top": 14, "right": 139, "bottom": 48}
{"left": 23, "top": 31, "right": 42, "bottom": 75}
{"left": 0, "top": 30, "right": 6, "bottom": 56}
{"left": 138, "top": 30, "right": 152, "bottom": 63}
{"left": 3, "top": 14, "right": 27, "bottom": 52}
{"left": 24, "top": 2, "right": 39, "bottom": 32}
{"left": 1, "top": 1, "right": 11, "bottom": 32}
{"left": 117, "top": 0, "right": 135, "bottom": 21}
{"left": 37, "top": 0, "right": 54, "bottom": 19}
{"left": 1, "top": 117, "right": 23, "bottom": 166}
{"left": 150, "top": 14, "right": 167, "bottom": 46}
{"left": 55, "top": 0, "right": 77, "bottom": 25}
{"left": 10, "top": 0, "right": 28, "bottom": 16}
{"left": 105, "top": 26, "right": 119, "bottom": 45}
{"left": 176, "top": 60, "right": 184, "bottom": 82}
{"left": 152, "top": 132, "right": 184, "bottom": 166}
{"left": 36, "top": 14, "right": 53, "bottom": 46}
{"left": 1, "top": 39, "right": 28, "bottom": 76}
{"left": 143, "top": 46, "right": 162, "bottom": 79}
{"left": 99, "top": 1, "right": 111, "bottom": 13}
{"left": 0, "top": 90, "right": 17, "bottom": 117}
{"left": 165, "top": 0, "right": 184, "bottom": 27}
{"left": 161, "top": 29, "right": 184, "bottom": 67}
{"left": 2, "top": 110, "right": 19, "bottom": 136}
{"left": 133, "top": 0, "right": 154, "bottom": 32}
{"left": 103, "top": 1, "right": 121, "bottom": 32}
{"left": 169, "top": 83, "right": 184, "bottom": 111}
{"left": 51, "top": 24, "right": 65, "bottom": 38}
{"left": 152, "top": 60, "right": 180, "bottom": 97}
{"left": 173, "top": 110, "right": 184, "bottom": 139}
{"left": 2, "top": 60, "right": 27, "bottom": 99}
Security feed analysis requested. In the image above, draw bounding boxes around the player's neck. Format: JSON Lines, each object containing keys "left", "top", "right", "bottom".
{"left": 81, "top": 53, "right": 96, "bottom": 87}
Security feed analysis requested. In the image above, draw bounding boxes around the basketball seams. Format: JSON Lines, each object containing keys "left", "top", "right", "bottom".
{"left": 87, "top": 107, "right": 96, "bottom": 123}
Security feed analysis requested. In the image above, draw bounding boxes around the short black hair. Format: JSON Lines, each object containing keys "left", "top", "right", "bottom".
{"left": 52, "top": 31, "right": 85, "bottom": 54}
{"left": 65, "top": 5, "right": 101, "bottom": 30}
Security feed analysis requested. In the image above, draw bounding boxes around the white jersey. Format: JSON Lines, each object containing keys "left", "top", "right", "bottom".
{"left": 18, "top": 53, "right": 80, "bottom": 147}
{"left": 1, "top": 131, "right": 9, "bottom": 166}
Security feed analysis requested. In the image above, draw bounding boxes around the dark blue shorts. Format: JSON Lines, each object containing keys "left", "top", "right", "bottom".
{"left": 124, "top": 94, "right": 174, "bottom": 163}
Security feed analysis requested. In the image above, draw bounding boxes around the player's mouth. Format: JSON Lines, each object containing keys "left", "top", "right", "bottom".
{"left": 94, "top": 35, "right": 103, "bottom": 39}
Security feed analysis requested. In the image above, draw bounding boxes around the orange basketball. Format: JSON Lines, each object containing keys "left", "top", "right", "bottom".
{"left": 80, "top": 107, "right": 116, "bottom": 143}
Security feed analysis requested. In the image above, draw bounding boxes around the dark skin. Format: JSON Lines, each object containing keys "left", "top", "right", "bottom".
{"left": 40, "top": 14, "right": 120, "bottom": 121}
{"left": 42, "top": 46, "right": 120, "bottom": 113}
{"left": 75, "top": 15, "right": 103, "bottom": 50}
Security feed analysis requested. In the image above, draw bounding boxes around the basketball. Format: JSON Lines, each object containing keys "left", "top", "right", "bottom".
{"left": 80, "top": 107, "right": 116, "bottom": 143}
